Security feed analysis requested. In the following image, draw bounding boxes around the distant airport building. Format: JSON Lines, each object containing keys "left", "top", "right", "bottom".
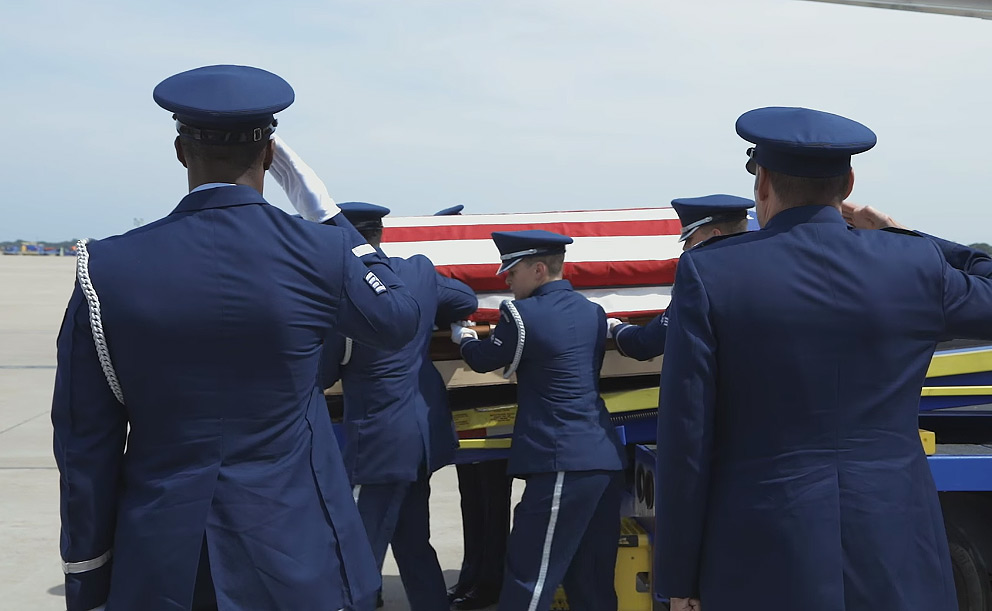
{"left": 1, "top": 241, "right": 77, "bottom": 256}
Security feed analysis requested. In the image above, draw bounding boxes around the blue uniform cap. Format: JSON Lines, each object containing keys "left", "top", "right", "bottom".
{"left": 491, "top": 230, "right": 573, "bottom": 275}
{"left": 434, "top": 204, "right": 464, "bottom": 216}
{"left": 737, "top": 107, "right": 876, "bottom": 178}
{"left": 154, "top": 65, "right": 294, "bottom": 144}
{"left": 671, "top": 194, "right": 755, "bottom": 242}
{"left": 338, "top": 202, "right": 390, "bottom": 231}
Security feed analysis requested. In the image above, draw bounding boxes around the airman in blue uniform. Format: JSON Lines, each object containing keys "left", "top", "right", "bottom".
{"left": 52, "top": 65, "right": 420, "bottom": 611}
{"left": 317, "top": 202, "right": 478, "bottom": 611}
{"left": 437, "top": 205, "right": 513, "bottom": 611}
{"left": 452, "top": 230, "right": 626, "bottom": 611}
{"left": 419, "top": 204, "right": 479, "bottom": 478}
{"left": 655, "top": 106, "right": 992, "bottom": 611}
{"left": 608, "top": 195, "right": 753, "bottom": 361}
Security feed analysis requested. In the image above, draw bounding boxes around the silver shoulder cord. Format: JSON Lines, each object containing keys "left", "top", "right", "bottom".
{"left": 501, "top": 299, "right": 526, "bottom": 379}
{"left": 75, "top": 239, "right": 125, "bottom": 405}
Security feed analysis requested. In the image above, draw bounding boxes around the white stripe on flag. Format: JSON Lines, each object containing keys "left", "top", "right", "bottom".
{"left": 475, "top": 286, "right": 673, "bottom": 316}
{"left": 384, "top": 208, "right": 679, "bottom": 227}
{"left": 383, "top": 235, "right": 683, "bottom": 267}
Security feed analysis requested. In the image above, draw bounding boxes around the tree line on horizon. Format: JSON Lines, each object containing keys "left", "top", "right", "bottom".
{"left": 3, "top": 239, "right": 992, "bottom": 255}
{"left": 1, "top": 240, "right": 79, "bottom": 250}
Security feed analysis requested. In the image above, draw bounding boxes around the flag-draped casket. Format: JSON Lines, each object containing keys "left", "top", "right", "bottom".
{"left": 324, "top": 206, "right": 677, "bottom": 393}
{"left": 369, "top": 207, "right": 683, "bottom": 442}
{"left": 382, "top": 207, "right": 681, "bottom": 326}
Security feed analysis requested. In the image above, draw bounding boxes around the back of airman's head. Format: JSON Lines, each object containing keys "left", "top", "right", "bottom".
{"left": 339, "top": 202, "right": 390, "bottom": 247}
{"left": 737, "top": 107, "right": 875, "bottom": 225}
{"left": 491, "top": 230, "right": 572, "bottom": 299}
{"left": 671, "top": 194, "right": 754, "bottom": 250}
{"left": 154, "top": 65, "right": 294, "bottom": 178}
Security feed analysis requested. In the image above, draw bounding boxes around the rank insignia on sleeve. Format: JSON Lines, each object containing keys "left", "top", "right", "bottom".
{"left": 364, "top": 271, "right": 386, "bottom": 294}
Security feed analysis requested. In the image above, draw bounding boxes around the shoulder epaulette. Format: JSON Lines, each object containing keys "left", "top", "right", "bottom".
{"left": 879, "top": 227, "right": 921, "bottom": 238}
{"left": 695, "top": 231, "right": 747, "bottom": 249}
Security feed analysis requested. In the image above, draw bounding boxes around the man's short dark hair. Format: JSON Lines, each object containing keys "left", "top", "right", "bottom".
{"left": 358, "top": 227, "right": 383, "bottom": 244}
{"left": 180, "top": 137, "right": 269, "bottom": 173}
{"left": 524, "top": 253, "right": 565, "bottom": 276}
{"left": 764, "top": 169, "right": 851, "bottom": 208}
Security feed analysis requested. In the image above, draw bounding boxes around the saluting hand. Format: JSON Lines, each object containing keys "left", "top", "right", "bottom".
{"left": 840, "top": 202, "right": 904, "bottom": 231}
{"left": 670, "top": 597, "right": 701, "bottom": 611}
{"left": 267, "top": 135, "right": 342, "bottom": 223}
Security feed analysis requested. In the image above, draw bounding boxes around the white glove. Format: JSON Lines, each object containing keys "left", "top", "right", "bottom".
{"left": 606, "top": 317, "right": 623, "bottom": 339}
{"left": 268, "top": 135, "right": 341, "bottom": 223}
{"left": 451, "top": 321, "right": 478, "bottom": 344}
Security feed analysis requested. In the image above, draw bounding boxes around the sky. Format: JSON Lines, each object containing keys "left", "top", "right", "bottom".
{"left": 0, "top": 0, "right": 990, "bottom": 244}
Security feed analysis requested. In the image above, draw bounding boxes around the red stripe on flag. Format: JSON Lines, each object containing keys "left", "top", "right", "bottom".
{"left": 437, "top": 260, "right": 678, "bottom": 292}
{"left": 383, "top": 219, "right": 681, "bottom": 243}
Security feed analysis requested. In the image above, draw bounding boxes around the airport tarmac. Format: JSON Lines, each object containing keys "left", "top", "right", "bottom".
{"left": 0, "top": 255, "right": 506, "bottom": 610}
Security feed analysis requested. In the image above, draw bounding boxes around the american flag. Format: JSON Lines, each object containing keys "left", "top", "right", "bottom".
{"left": 381, "top": 207, "right": 683, "bottom": 323}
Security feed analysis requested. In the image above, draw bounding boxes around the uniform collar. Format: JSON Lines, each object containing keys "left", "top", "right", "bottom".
{"left": 190, "top": 182, "right": 237, "bottom": 194}
{"left": 531, "top": 279, "right": 573, "bottom": 297}
{"left": 763, "top": 205, "right": 846, "bottom": 232}
{"left": 172, "top": 184, "right": 268, "bottom": 214}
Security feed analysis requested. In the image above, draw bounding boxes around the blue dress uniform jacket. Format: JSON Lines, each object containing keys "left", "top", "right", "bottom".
{"left": 656, "top": 205, "right": 992, "bottom": 610}
{"left": 324, "top": 259, "right": 476, "bottom": 482}
{"left": 612, "top": 311, "right": 669, "bottom": 361}
{"left": 459, "top": 279, "right": 625, "bottom": 475}
{"left": 324, "top": 254, "right": 437, "bottom": 485}
{"left": 922, "top": 232, "right": 992, "bottom": 277}
{"left": 52, "top": 185, "right": 420, "bottom": 611}
{"left": 422, "top": 274, "right": 478, "bottom": 471}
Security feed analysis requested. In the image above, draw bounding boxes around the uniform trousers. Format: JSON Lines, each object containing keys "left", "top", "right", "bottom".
{"left": 348, "top": 470, "right": 447, "bottom": 611}
{"left": 499, "top": 469, "right": 623, "bottom": 611}
{"left": 454, "top": 459, "right": 512, "bottom": 596}
{"left": 391, "top": 470, "right": 448, "bottom": 611}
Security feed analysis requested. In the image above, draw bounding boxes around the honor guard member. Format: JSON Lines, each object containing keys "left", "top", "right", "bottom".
{"left": 655, "top": 106, "right": 992, "bottom": 611}
{"left": 435, "top": 205, "right": 513, "bottom": 611}
{"left": 52, "top": 65, "right": 420, "bottom": 611}
{"left": 321, "top": 202, "right": 476, "bottom": 611}
{"left": 607, "top": 195, "right": 753, "bottom": 361}
{"left": 271, "top": 167, "right": 475, "bottom": 611}
{"left": 452, "top": 230, "right": 626, "bottom": 611}
{"left": 421, "top": 206, "right": 479, "bottom": 485}
{"left": 406, "top": 206, "right": 486, "bottom": 609}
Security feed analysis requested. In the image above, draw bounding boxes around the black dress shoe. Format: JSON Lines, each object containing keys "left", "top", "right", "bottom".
{"left": 376, "top": 589, "right": 384, "bottom": 608}
{"left": 448, "top": 583, "right": 472, "bottom": 604}
{"left": 451, "top": 587, "right": 500, "bottom": 610}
